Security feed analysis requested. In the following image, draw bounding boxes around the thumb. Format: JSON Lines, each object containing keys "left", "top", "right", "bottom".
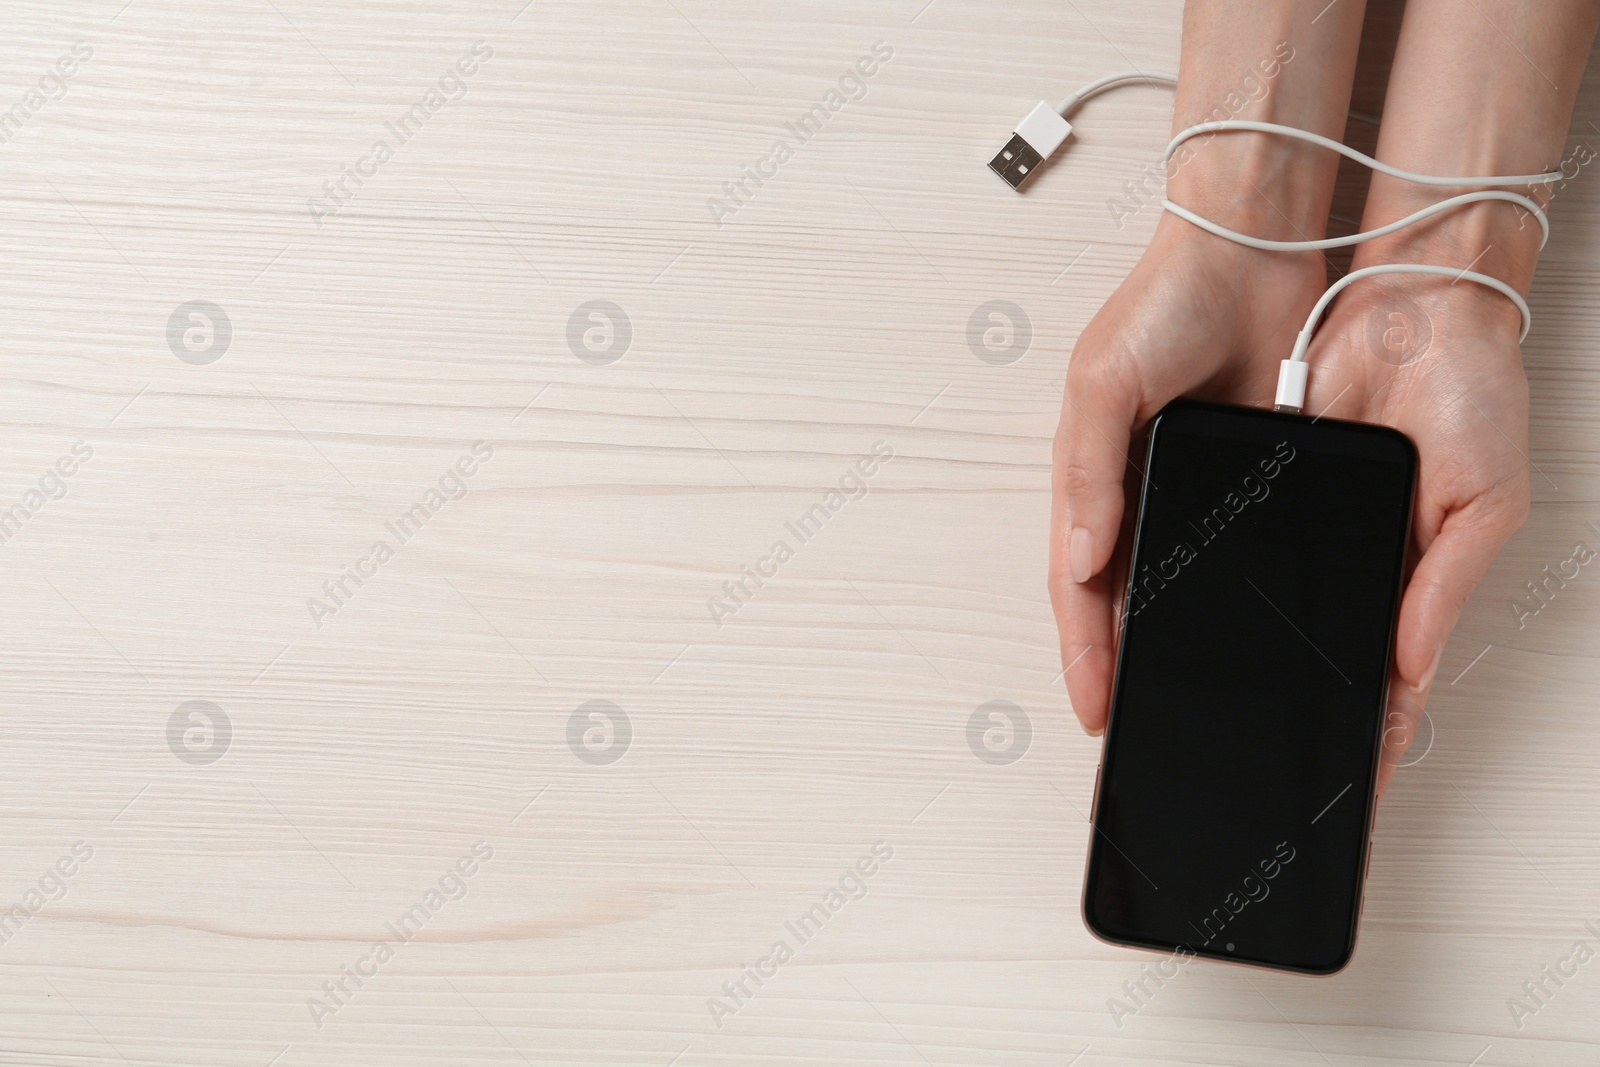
{"left": 1376, "top": 676, "right": 1426, "bottom": 800}
{"left": 1055, "top": 358, "right": 1142, "bottom": 584}
{"left": 1397, "top": 486, "right": 1529, "bottom": 694}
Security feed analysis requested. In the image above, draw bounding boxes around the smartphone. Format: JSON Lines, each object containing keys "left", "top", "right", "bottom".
{"left": 1082, "top": 398, "right": 1417, "bottom": 975}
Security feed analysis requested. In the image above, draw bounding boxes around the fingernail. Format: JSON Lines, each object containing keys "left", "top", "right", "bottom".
{"left": 1070, "top": 527, "right": 1094, "bottom": 583}
{"left": 1411, "top": 648, "right": 1442, "bottom": 694}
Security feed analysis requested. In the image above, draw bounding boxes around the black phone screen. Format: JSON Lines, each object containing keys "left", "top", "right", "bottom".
{"left": 1083, "top": 399, "right": 1417, "bottom": 975}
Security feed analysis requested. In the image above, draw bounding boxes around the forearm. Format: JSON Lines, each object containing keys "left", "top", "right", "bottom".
{"left": 1355, "top": 0, "right": 1600, "bottom": 293}
{"left": 1167, "top": 0, "right": 1367, "bottom": 240}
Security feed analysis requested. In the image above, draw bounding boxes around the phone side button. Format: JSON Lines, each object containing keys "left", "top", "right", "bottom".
{"left": 1089, "top": 766, "right": 1101, "bottom": 822}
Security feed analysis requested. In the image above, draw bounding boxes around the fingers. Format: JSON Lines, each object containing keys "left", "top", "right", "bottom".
{"left": 1395, "top": 483, "right": 1529, "bottom": 693}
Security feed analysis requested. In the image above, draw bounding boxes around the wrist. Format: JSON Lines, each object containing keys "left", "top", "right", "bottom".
{"left": 1352, "top": 179, "right": 1546, "bottom": 295}
{"left": 1165, "top": 130, "right": 1338, "bottom": 242}
{"left": 1335, "top": 261, "right": 1527, "bottom": 357}
{"left": 1143, "top": 205, "right": 1329, "bottom": 316}
{"left": 1168, "top": 3, "right": 1364, "bottom": 243}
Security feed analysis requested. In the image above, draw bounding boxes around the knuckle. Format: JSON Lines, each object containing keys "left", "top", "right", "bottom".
{"left": 1503, "top": 482, "right": 1532, "bottom": 532}
{"left": 1478, "top": 473, "right": 1533, "bottom": 540}
{"left": 1060, "top": 461, "right": 1099, "bottom": 499}
{"left": 1421, "top": 563, "right": 1476, "bottom": 623}
{"left": 1065, "top": 346, "right": 1118, "bottom": 397}
{"left": 1046, "top": 559, "right": 1074, "bottom": 605}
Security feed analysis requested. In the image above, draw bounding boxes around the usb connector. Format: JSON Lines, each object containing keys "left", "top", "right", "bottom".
{"left": 989, "top": 134, "right": 1043, "bottom": 190}
{"left": 988, "top": 102, "right": 1072, "bottom": 190}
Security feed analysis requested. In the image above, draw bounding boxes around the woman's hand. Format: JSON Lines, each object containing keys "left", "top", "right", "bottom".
{"left": 1049, "top": 214, "right": 1327, "bottom": 736}
{"left": 1049, "top": 208, "right": 1533, "bottom": 805}
{"left": 1047, "top": 0, "right": 1367, "bottom": 738}
{"left": 1297, "top": 272, "right": 1532, "bottom": 795}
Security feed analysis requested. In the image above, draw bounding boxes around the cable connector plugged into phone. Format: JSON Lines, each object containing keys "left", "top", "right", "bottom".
{"left": 1274, "top": 358, "right": 1310, "bottom": 415}
{"left": 988, "top": 102, "right": 1072, "bottom": 190}
{"left": 1272, "top": 263, "right": 1533, "bottom": 417}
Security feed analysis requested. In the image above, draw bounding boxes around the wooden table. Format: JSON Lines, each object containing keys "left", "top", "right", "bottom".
{"left": 3, "top": 1, "right": 1597, "bottom": 1063}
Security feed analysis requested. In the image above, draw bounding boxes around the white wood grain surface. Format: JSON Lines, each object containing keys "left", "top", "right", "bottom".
{"left": 1, "top": 1, "right": 1597, "bottom": 1064}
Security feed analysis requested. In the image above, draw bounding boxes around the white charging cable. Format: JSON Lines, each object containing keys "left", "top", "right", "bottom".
{"left": 1056, "top": 70, "right": 1179, "bottom": 114}
{"left": 987, "top": 70, "right": 1562, "bottom": 414}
